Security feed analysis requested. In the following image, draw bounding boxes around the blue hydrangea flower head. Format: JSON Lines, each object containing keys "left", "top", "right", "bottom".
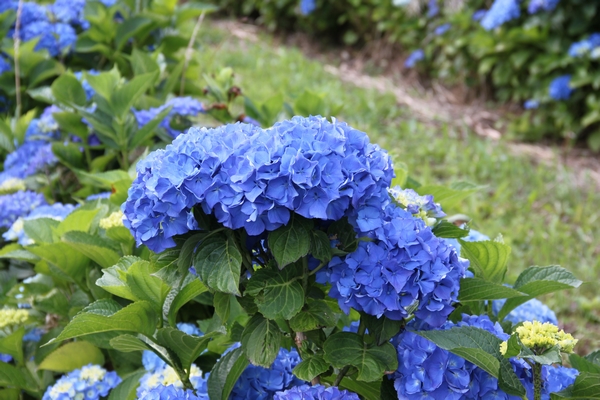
{"left": 50, "top": 0, "right": 89, "bottom": 29}
{"left": 21, "top": 21, "right": 77, "bottom": 57}
{"left": 0, "top": 56, "right": 11, "bottom": 75}
{"left": 86, "top": 192, "right": 111, "bottom": 201}
{"left": 300, "top": 0, "right": 316, "bottom": 15}
{"left": 480, "top": 0, "right": 520, "bottom": 30}
{"left": 137, "top": 363, "right": 206, "bottom": 398}
{"left": 427, "top": 0, "right": 439, "bottom": 18}
{"left": 138, "top": 385, "right": 207, "bottom": 400}
{"left": 123, "top": 116, "right": 394, "bottom": 253}
{"left": 274, "top": 384, "right": 360, "bottom": 400}
{"left": 23, "top": 327, "right": 45, "bottom": 342}
{"left": 434, "top": 24, "right": 451, "bottom": 36}
{"left": 528, "top": 0, "right": 559, "bottom": 14}
{"left": 321, "top": 197, "right": 467, "bottom": 327}
{"left": 3, "top": 203, "right": 75, "bottom": 245}
{"left": 0, "top": 354, "right": 12, "bottom": 363}
{"left": 405, "top": 49, "right": 424, "bottom": 68}
{"left": 134, "top": 97, "right": 204, "bottom": 138}
{"left": 230, "top": 346, "right": 304, "bottom": 399}
{"left": 524, "top": 99, "right": 539, "bottom": 109}
{"left": 549, "top": 75, "right": 573, "bottom": 101}
{"left": 0, "top": 190, "right": 47, "bottom": 229}
{"left": 568, "top": 34, "right": 600, "bottom": 58}
{"left": 472, "top": 9, "right": 487, "bottom": 21}
{"left": 42, "top": 364, "right": 121, "bottom": 400}
{"left": 1, "top": 141, "right": 57, "bottom": 184}
{"left": 492, "top": 298, "right": 558, "bottom": 325}
{"left": 388, "top": 186, "right": 445, "bottom": 225}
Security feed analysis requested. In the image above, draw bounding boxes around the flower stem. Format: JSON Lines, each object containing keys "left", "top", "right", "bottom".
{"left": 533, "top": 362, "right": 542, "bottom": 400}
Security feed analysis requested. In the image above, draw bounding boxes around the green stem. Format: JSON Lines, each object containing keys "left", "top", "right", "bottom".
{"left": 307, "top": 261, "right": 326, "bottom": 277}
{"left": 533, "top": 362, "right": 542, "bottom": 400}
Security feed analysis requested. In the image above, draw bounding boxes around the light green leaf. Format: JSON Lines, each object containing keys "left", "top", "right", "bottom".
{"left": 167, "top": 280, "right": 208, "bottom": 327}
{"left": 28, "top": 243, "right": 89, "bottom": 283}
{"left": 241, "top": 315, "right": 282, "bottom": 368}
{"left": 0, "top": 328, "right": 24, "bottom": 365}
{"left": 207, "top": 346, "right": 249, "bottom": 400}
{"left": 23, "top": 218, "right": 60, "bottom": 244}
{"left": 415, "top": 183, "right": 479, "bottom": 210}
{"left": 62, "top": 231, "right": 121, "bottom": 269}
{"left": 569, "top": 354, "right": 600, "bottom": 374}
{"left": 432, "top": 221, "right": 469, "bottom": 239}
{"left": 130, "top": 48, "right": 159, "bottom": 76}
{"left": 294, "top": 90, "right": 325, "bottom": 116}
{"left": 194, "top": 234, "right": 242, "bottom": 295}
{"left": 156, "top": 328, "right": 212, "bottom": 371}
{"left": 115, "top": 16, "right": 154, "bottom": 51}
{"left": 55, "top": 208, "right": 100, "bottom": 236}
{"left": 323, "top": 332, "right": 397, "bottom": 382}
{"left": 459, "top": 240, "right": 511, "bottom": 284}
{"left": 96, "top": 256, "right": 141, "bottom": 301}
{"left": 0, "top": 362, "right": 28, "bottom": 389}
{"left": 109, "top": 334, "right": 152, "bottom": 353}
{"left": 51, "top": 74, "right": 87, "bottom": 107}
{"left": 246, "top": 263, "right": 304, "bottom": 320}
{"left": 38, "top": 341, "right": 104, "bottom": 372}
{"left": 126, "top": 260, "right": 171, "bottom": 311}
{"left": 111, "top": 72, "right": 158, "bottom": 118}
{"left": 458, "top": 278, "right": 528, "bottom": 301}
{"left": 108, "top": 370, "right": 146, "bottom": 400}
{"left": 213, "top": 292, "right": 232, "bottom": 323}
{"left": 268, "top": 215, "right": 311, "bottom": 269}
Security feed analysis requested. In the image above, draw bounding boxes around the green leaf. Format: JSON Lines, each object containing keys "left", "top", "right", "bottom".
{"left": 55, "top": 208, "right": 100, "bottom": 236}
{"left": 310, "top": 230, "right": 332, "bottom": 264}
{"left": 213, "top": 292, "right": 232, "bottom": 323}
{"left": 130, "top": 48, "right": 159, "bottom": 76}
{"left": 323, "top": 332, "right": 398, "bottom": 382}
{"left": 0, "top": 362, "right": 28, "bottom": 389}
{"left": 51, "top": 74, "right": 87, "bottom": 107}
{"left": 108, "top": 370, "right": 146, "bottom": 400}
{"left": 23, "top": 218, "right": 60, "bottom": 244}
{"left": 53, "top": 301, "right": 158, "bottom": 343}
{"left": 294, "top": 90, "right": 325, "bottom": 116}
{"left": 458, "top": 278, "right": 528, "bottom": 301}
{"left": 38, "top": 341, "right": 104, "bottom": 372}
{"left": 194, "top": 234, "right": 242, "bottom": 295}
{"left": 85, "top": 69, "right": 120, "bottom": 101}
{"left": 498, "top": 266, "right": 582, "bottom": 321}
{"left": 156, "top": 327, "right": 212, "bottom": 371}
{"left": 0, "top": 328, "right": 24, "bottom": 365}
{"left": 245, "top": 263, "right": 304, "bottom": 320}
{"left": 361, "top": 314, "right": 404, "bottom": 346}
{"left": 289, "top": 299, "right": 338, "bottom": 332}
{"left": 128, "top": 105, "right": 171, "bottom": 149}
{"left": 115, "top": 16, "right": 154, "bottom": 50}
{"left": 96, "top": 256, "right": 140, "bottom": 301}
{"left": 207, "top": 346, "right": 249, "bottom": 400}
{"left": 28, "top": 243, "right": 89, "bottom": 283}
{"left": 241, "top": 315, "right": 282, "bottom": 368}
{"left": 292, "top": 354, "right": 330, "bottom": 381}
{"left": 52, "top": 111, "right": 88, "bottom": 140}
{"left": 585, "top": 350, "right": 600, "bottom": 366}
{"left": 415, "top": 183, "right": 479, "bottom": 210}
{"left": 569, "top": 354, "right": 600, "bottom": 374}
{"left": 459, "top": 240, "right": 511, "bottom": 284}
{"left": 52, "top": 142, "right": 85, "bottom": 169}
{"left": 321, "top": 375, "right": 381, "bottom": 400}
{"left": 167, "top": 279, "right": 208, "bottom": 327}
{"left": 551, "top": 372, "right": 600, "bottom": 399}
{"left": 268, "top": 215, "right": 311, "bottom": 269}
{"left": 62, "top": 231, "right": 121, "bottom": 268}
{"left": 111, "top": 72, "right": 158, "bottom": 118}
{"left": 177, "top": 233, "right": 205, "bottom": 274}
{"left": 327, "top": 218, "right": 358, "bottom": 253}
{"left": 415, "top": 326, "right": 525, "bottom": 396}
{"left": 432, "top": 221, "right": 469, "bottom": 239}
{"left": 109, "top": 334, "right": 152, "bottom": 353}
{"left": 29, "top": 59, "right": 64, "bottom": 88}
{"left": 126, "top": 260, "right": 171, "bottom": 311}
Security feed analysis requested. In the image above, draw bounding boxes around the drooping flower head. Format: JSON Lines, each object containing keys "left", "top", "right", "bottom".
{"left": 123, "top": 116, "right": 394, "bottom": 253}
{"left": 274, "top": 384, "right": 360, "bottom": 400}
{"left": 42, "top": 364, "right": 121, "bottom": 400}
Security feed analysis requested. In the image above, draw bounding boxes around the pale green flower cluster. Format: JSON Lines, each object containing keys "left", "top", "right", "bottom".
{"left": 99, "top": 211, "right": 124, "bottom": 229}
{"left": 0, "top": 308, "right": 29, "bottom": 329}
{"left": 500, "top": 321, "right": 578, "bottom": 355}
{"left": 0, "top": 178, "right": 26, "bottom": 195}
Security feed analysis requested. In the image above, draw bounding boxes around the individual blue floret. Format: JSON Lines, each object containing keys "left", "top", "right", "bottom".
{"left": 42, "top": 364, "right": 121, "bottom": 400}
{"left": 405, "top": 49, "right": 424, "bottom": 68}
{"left": 274, "top": 384, "right": 360, "bottom": 400}
{"left": 480, "top": 0, "right": 520, "bottom": 31}
{"left": 549, "top": 75, "right": 573, "bottom": 101}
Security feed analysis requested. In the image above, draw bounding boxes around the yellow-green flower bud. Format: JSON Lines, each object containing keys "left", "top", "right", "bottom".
{"left": 0, "top": 178, "right": 26, "bottom": 195}
{"left": 499, "top": 340, "right": 508, "bottom": 355}
{"left": 0, "top": 308, "right": 29, "bottom": 329}
{"left": 99, "top": 211, "right": 124, "bottom": 230}
{"left": 515, "top": 321, "right": 577, "bottom": 354}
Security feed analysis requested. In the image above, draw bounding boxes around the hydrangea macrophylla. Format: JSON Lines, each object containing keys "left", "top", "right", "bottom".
{"left": 549, "top": 75, "right": 573, "bottom": 101}
{"left": 300, "top": 0, "right": 316, "bottom": 15}
{"left": 50, "top": 0, "right": 89, "bottom": 29}
{"left": 74, "top": 70, "right": 99, "bottom": 100}
{"left": 141, "top": 323, "right": 204, "bottom": 373}
{"left": 405, "top": 49, "right": 425, "bottom": 68}
{"left": 434, "top": 24, "right": 451, "bottom": 36}
{"left": 3, "top": 203, "right": 75, "bottom": 245}
{"left": 42, "top": 364, "right": 121, "bottom": 400}
{"left": 320, "top": 195, "right": 467, "bottom": 326}
{"left": 0, "top": 56, "right": 11, "bottom": 75}
{"left": 388, "top": 186, "right": 445, "bottom": 226}
{"left": 230, "top": 347, "right": 304, "bottom": 400}
{"left": 123, "top": 116, "right": 393, "bottom": 253}
{"left": 134, "top": 97, "right": 205, "bottom": 138}
{"left": 0, "top": 190, "right": 47, "bottom": 229}
{"left": 137, "top": 363, "right": 207, "bottom": 398}
{"left": 527, "top": 0, "right": 559, "bottom": 14}
{"left": 25, "top": 106, "right": 62, "bottom": 141}
{"left": 524, "top": 99, "right": 540, "bottom": 109}
{"left": 568, "top": 33, "right": 600, "bottom": 57}
{"left": 480, "top": 0, "right": 520, "bottom": 31}
{"left": 427, "top": 0, "right": 439, "bottom": 18}
{"left": 274, "top": 384, "right": 360, "bottom": 400}
{"left": 492, "top": 298, "right": 558, "bottom": 325}
{"left": 138, "top": 385, "right": 208, "bottom": 400}
{"left": 472, "top": 9, "right": 487, "bottom": 21}
{"left": 0, "top": 140, "right": 57, "bottom": 185}
{"left": 0, "top": 354, "right": 12, "bottom": 363}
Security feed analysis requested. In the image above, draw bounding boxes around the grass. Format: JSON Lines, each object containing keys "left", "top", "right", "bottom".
{"left": 195, "top": 22, "right": 600, "bottom": 353}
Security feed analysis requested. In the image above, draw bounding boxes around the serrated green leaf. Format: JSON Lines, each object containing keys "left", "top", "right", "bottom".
{"left": 108, "top": 370, "right": 145, "bottom": 400}
{"left": 109, "top": 334, "right": 152, "bottom": 353}
{"left": 156, "top": 327, "right": 212, "bottom": 371}
{"left": 53, "top": 301, "right": 158, "bottom": 343}
{"left": 268, "top": 215, "right": 311, "bottom": 269}
{"left": 23, "top": 218, "right": 60, "bottom": 244}
{"left": 310, "top": 230, "right": 332, "bottom": 264}
{"left": 167, "top": 279, "right": 208, "bottom": 327}
{"left": 361, "top": 314, "right": 404, "bottom": 346}
{"left": 177, "top": 233, "right": 205, "bottom": 274}
{"left": 38, "top": 341, "right": 104, "bottom": 372}
{"left": 458, "top": 278, "right": 528, "bottom": 301}
{"left": 459, "top": 240, "right": 511, "bottom": 284}
{"left": 51, "top": 74, "right": 86, "bottom": 107}
{"left": 292, "top": 355, "right": 330, "bottom": 381}
{"left": 550, "top": 372, "right": 600, "bottom": 399}
{"left": 96, "top": 256, "right": 141, "bottom": 301}
{"left": 246, "top": 263, "right": 304, "bottom": 320}
{"left": 0, "top": 328, "right": 24, "bottom": 365}
{"left": 213, "top": 292, "right": 232, "bottom": 323}
{"left": 323, "top": 332, "right": 398, "bottom": 382}
{"left": 207, "top": 346, "right": 249, "bottom": 400}
{"left": 241, "top": 315, "right": 282, "bottom": 368}
{"left": 111, "top": 72, "right": 158, "bottom": 118}
{"left": 194, "top": 234, "right": 242, "bottom": 295}
{"left": 432, "top": 221, "right": 469, "bottom": 239}
{"left": 289, "top": 299, "right": 338, "bottom": 332}
{"left": 126, "top": 260, "right": 171, "bottom": 311}
{"left": 28, "top": 242, "right": 89, "bottom": 283}
{"left": 570, "top": 354, "right": 600, "bottom": 374}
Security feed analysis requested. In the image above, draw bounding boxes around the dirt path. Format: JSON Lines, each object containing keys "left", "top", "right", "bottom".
{"left": 216, "top": 20, "right": 600, "bottom": 189}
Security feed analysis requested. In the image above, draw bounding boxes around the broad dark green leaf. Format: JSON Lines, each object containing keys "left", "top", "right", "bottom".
{"left": 268, "top": 215, "right": 311, "bottom": 269}
{"left": 323, "top": 332, "right": 398, "bottom": 382}
{"left": 177, "top": 233, "right": 205, "bottom": 274}
{"left": 115, "top": 16, "right": 154, "bottom": 50}
{"left": 194, "top": 234, "right": 242, "bottom": 295}
{"left": 246, "top": 263, "right": 304, "bottom": 320}
{"left": 52, "top": 142, "right": 85, "bottom": 169}
{"left": 0, "top": 362, "right": 28, "bottom": 389}
{"left": 167, "top": 279, "right": 208, "bottom": 327}
{"left": 213, "top": 292, "right": 232, "bottom": 323}
{"left": 241, "top": 315, "right": 282, "bottom": 368}
{"left": 292, "top": 354, "right": 330, "bottom": 381}
{"left": 432, "top": 221, "right": 469, "bottom": 238}
{"left": 156, "top": 327, "right": 212, "bottom": 371}
{"left": 289, "top": 299, "right": 338, "bottom": 332}
{"left": 459, "top": 240, "right": 511, "bottom": 284}
{"left": 207, "top": 347, "right": 249, "bottom": 400}
{"left": 551, "top": 372, "right": 600, "bottom": 399}
{"left": 361, "top": 314, "right": 404, "bottom": 346}
{"left": 310, "top": 230, "right": 333, "bottom": 264}
{"left": 570, "top": 354, "right": 600, "bottom": 374}
{"left": 38, "top": 341, "right": 104, "bottom": 372}
{"left": 458, "top": 278, "right": 527, "bottom": 301}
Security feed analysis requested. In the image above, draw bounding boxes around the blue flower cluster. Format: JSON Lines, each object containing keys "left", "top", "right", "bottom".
{"left": 524, "top": 99, "right": 539, "bottom": 109}
{"left": 427, "top": 0, "right": 439, "bottom": 18}
{"left": 138, "top": 385, "right": 206, "bottom": 400}
{"left": 0, "top": 56, "right": 11, "bottom": 75}
{"left": 321, "top": 196, "right": 467, "bottom": 327}
{"left": 0, "top": 191, "right": 47, "bottom": 229}
{"left": 492, "top": 298, "right": 558, "bottom": 325}
{"left": 472, "top": 10, "right": 487, "bottom": 22}
{"left": 434, "top": 24, "right": 451, "bottom": 36}
{"left": 231, "top": 347, "right": 304, "bottom": 400}
{"left": 300, "top": 0, "right": 316, "bottom": 15}
{"left": 74, "top": 70, "right": 99, "bottom": 100}
{"left": 549, "top": 75, "right": 573, "bottom": 101}
{"left": 123, "top": 116, "right": 393, "bottom": 253}
{"left": 137, "top": 361, "right": 207, "bottom": 398}
{"left": 388, "top": 186, "right": 445, "bottom": 226}
{"left": 527, "top": 0, "right": 560, "bottom": 14}
{"left": 480, "top": 0, "right": 520, "bottom": 31}
{"left": 0, "top": 141, "right": 57, "bottom": 186}
{"left": 25, "top": 106, "right": 62, "bottom": 141}
{"left": 274, "top": 384, "right": 360, "bottom": 400}
{"left": 42, "top": 364, "right": 121, "bottom": 400}
{"left": 134, "top": 97, "right": 205, "bottom": 138}
{"left": 568, "top": 33, "right": 600, "bottom": 58}
{"left": 3, "top": 203, "right": 75, "bottom": 245}
{"left": 405, "top": 49, "right": 424, "bottom": 68}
